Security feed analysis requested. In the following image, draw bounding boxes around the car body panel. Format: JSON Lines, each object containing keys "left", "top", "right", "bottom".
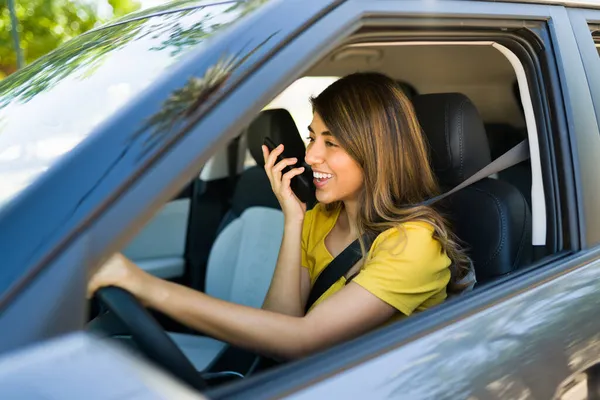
{"left": 279, "top": 249, "right": 600, "bottom": 399}
{"left": 207, "top": 1, "right": 600, "bottom": 398}
{"left": 0, "top": 332, "right": 206, "bottom": 399}
{"left": 0, "top": 0, "right": 599, "bottom": 398}
{"left": 546, "top": 5, "right": 600, "bottom": 248}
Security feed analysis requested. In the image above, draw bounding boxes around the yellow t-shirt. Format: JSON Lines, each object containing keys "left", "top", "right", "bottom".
{"left": 302, "top": 203, "right": 451, "bottom": 318}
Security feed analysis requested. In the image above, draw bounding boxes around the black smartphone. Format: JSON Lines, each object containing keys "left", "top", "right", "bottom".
{"left": 263, "top": 136, "right": 315, "bottom": 204}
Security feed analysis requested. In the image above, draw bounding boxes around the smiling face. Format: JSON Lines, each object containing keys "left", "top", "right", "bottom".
{"left": 305, "top": 112, "right": 364, "bottom": 205}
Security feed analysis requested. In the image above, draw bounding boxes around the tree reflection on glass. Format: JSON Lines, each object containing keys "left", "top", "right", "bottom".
{"left": 0, "top": 19, "right": 145, "bottom": 107}
{"left": 133, "top": 31, "right": 276, "bottom": 159}
{"left": 0, "top": 0, "right": 273, "bottom": 210}
{"left": 0, "top": 0, "right": 270, "bottom": 108}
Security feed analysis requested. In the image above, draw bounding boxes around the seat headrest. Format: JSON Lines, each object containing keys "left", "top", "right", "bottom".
{"left": 247, "top": 109, "right": 306, "bottom": 166}
{"left": 413, "top": 93, "right": 491, "bottom": 186}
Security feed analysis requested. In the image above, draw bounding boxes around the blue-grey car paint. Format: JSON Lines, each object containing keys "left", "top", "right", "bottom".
{"left": 549, "top": 5, "right": 600, "bottom": 249}
{"left": 568, "top": 9, "right": 600, "bottom": 165}
{"left": 282, "top": 248, "right": 600, "bottom": 399}
{"left": 283, "top": 2, "right": 600, "bottom": 399}
{"left": 0, "top": 0, "right": 598, "bottom": 398}
{"left": 209, "top": 1, "right": 600, "bottom": 399}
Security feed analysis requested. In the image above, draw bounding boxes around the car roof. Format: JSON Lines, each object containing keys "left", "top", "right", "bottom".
{"left": 434, "top": 0, "right": 600, "bottom": 10}
{"left": 494, "top": 0, "right": 600, "bottom": 9}
{"left": 100, "top": 0, "right": 242, "bottom": 28}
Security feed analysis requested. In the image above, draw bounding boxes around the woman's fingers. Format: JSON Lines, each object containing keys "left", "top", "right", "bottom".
{"left": 87, "top": 253, "right": 133, "bottom": 298}
{"left": 261, "top": 145, "right": 268, "bottom": 165}
{"left": 87, "top": 279, "right": 97, "bottom": 299}
{"left": 263, "top": 144, "right": 284, "bottom": 170}
{"left": 271, "top": 158, "right": 299, "bottom": 195}
{"left": 263, "top": 144, "right": 299, "bottom": 190}
{"left": 281, "top": 167, "right": 305, "bottom": 189}
{"left": 272, "top": 157, "right": 298, "bottom": 174}
{"left": 87, "top": 264, "right": 110, "bottom": 299}
{"left": 263, "top": 144, "right": 283, "bottom": 184}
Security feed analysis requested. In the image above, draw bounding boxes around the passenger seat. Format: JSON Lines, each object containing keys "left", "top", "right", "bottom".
{"left": 168, "top": 109, "right": 312, "bottom": 371}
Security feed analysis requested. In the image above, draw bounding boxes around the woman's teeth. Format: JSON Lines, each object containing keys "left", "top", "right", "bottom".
{"left": 314, "top": 172, "right": 333, "bottom": 180}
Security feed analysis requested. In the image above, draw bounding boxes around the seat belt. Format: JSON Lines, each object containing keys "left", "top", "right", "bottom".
{"left": 304, "top": 139, "right": 530, "bottom": 314}
{"left": 304, "top": 239, "right": 365, "bottom": 314}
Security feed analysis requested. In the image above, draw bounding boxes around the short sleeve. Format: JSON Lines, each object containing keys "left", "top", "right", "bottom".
{"left": 351, "top": 222, "right": 451, "bottom": 316}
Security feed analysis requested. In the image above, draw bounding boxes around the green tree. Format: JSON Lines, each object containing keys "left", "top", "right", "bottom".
{"left": 0, "top": 0, "right": 141, "bottom": 78}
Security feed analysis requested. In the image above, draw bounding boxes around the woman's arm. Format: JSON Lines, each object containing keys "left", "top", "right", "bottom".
{"left": 261, "top": 220, "right": 311, "bottom": 317}
{"left": 259, "top": 143, "right": 312, "bottom": 317}
{"left": 139, "top": 273, "right": 396, "bottom": 360}
{"left": 87, "top": 254, "right": 396, "bottom": 360}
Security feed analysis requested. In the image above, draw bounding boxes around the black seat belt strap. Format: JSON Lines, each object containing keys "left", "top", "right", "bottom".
{"left": 304, "top": 238, "right": 364, "bottom": 314}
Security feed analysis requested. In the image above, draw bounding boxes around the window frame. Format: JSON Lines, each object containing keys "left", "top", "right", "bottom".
{"left": 567, "top": 9, "right": 600, "bottom": 138}
{"left": 4, "top": 0, "right": 589, "bottom": 398}
{"left": 206, "top": 2, "right": 591, "bottom": 398}
{"left": 560, "top": 7, "right": 600, "bottom": 248}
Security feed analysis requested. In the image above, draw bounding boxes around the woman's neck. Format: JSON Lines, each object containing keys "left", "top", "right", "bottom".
{"left": 340, "top": 200, "right": 360, "bottom": 237}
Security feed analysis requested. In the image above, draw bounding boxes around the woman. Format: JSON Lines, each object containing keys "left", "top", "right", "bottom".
{"left": 88, "top": 72, "right": 471, "bottom": 361}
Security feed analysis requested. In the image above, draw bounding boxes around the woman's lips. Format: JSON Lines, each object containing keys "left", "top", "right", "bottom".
{"left": 314, "top": 177, "right": 331, "bottom": 189}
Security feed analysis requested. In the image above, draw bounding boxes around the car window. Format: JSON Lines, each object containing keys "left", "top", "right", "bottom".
{"left": 0, "top": 3, "right": 243, "bottom": 209}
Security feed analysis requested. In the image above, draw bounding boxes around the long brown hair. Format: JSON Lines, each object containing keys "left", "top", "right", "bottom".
{"left": 310, "top": 72, "right": 470, "bottom": 291}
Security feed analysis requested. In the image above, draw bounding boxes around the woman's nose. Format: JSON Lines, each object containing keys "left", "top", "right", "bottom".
{"left": 305, "top": 142, "right": 324, "bottom": 166}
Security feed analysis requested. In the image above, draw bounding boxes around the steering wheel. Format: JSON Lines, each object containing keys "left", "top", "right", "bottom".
{"left": 91, "top": 286, "right": 206, "bottom": 391}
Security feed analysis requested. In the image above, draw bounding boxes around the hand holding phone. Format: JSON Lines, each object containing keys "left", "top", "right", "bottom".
{"left": 263, "top": 137, "right": 315, "bottom": 205}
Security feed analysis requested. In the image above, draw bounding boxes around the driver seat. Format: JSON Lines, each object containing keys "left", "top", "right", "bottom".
{"left": 167, "top": 109, "right": 309, "bottom": 371}
{"left": 413, "top": 93, "right": 532, "bottom": 283}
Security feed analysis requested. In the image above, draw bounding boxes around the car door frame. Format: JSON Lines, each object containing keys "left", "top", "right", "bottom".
{"left": 2, "top": 0, "right": 600, "bottom": 398}
{"left": 567, "top": 8, "right": 600, "bottom": 161}
{"left": 195, "top": 1, "right": 600, "bottom": 399}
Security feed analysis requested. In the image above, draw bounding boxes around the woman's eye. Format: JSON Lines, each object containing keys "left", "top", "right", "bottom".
{"left": 325, "top": 141, "right": 336, "bottom": 147}
{"left": 306, "top": 136, "right": 314, "bottom": 143}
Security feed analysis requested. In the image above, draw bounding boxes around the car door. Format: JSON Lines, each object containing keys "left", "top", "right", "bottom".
{"left": 1, "top": 1, "right": 598, "bottom": 399}
{"left": 560, "top": 7, "right": 600, "bottom": 398}
{"left": 201, "top": 1, "right": 600, "bottom": 398}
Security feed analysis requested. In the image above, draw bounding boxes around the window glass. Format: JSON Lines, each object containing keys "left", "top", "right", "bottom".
{"left": 0, "top": 3, "right": 242, "bottom": 207}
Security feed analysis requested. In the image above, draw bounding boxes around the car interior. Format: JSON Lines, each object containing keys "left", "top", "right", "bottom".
{"left": 89, "top": 40, "right": 548, "bottom": 388}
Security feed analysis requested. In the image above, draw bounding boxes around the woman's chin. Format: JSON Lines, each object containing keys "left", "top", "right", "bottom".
{"left": 315, "top": 190, "right": 336, "bottom": 204}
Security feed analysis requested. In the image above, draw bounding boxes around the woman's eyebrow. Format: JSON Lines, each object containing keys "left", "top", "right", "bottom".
{"left": 307, "top": 126, "right": 333, "bottom": 136}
